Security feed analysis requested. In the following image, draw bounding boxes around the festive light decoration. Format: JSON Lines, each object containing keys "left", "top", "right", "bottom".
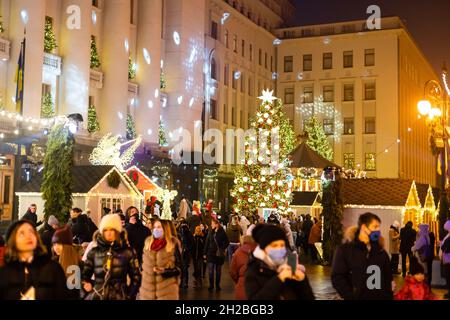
{"left": 0, "top": 16, "right": 4, "bottom": 33}
{"left": 128, "top": 55, "right": 136, "bottom": 80}
{"left": 90, "top": 35, "right": 101, "bottom": 69}
{"left": 231, "top": 91, "right": 296, "bottom": 217}
{"left": 89, "top": 133, "right": 142, "bottom": 172}
{"left": 40, "top": 92, "right": 55, "bottom": 119}
{"left": 160, "top": 72, "right": 167, "bottom": 90}
{"left": 158, "top": 120, "right": 168, "bottom": 146}
{"left": 143, "top": 48, "right": 151, "bottom": 65}
{"left": 126, "top": 113, "right": 137, "bottom": 140}
{"left": 155, "top": 189, "right": 178, "bottom": 220}
{"left": 304, "top": 116, "right": 334, "bottom": 161}
{"left": 44, "top": 16, "right": 57, "bottom": 53}
{"left": 87, "top": 105, "right": 100, "bottom": 133}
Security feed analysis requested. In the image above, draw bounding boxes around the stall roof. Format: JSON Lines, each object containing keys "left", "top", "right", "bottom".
{"left": 291, "top": 191, "right": 320, "bottom": 206}
{"left": 17, "top": 165, "right": 116, "bottom": 193}
{"left": 289, "top": 142, "right": 339, "bottom": 169}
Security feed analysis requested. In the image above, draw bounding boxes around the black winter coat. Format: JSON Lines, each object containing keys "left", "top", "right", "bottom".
{"left": 82, "top": 235, "right": 141, "bottom": 300}
{"left": 39, "top": 223, "right": 56, "bottom": 256}
{"left": 178, "top": 224, "right": 194, "bottom": 258}
{"left": 204, "top": 228, "right": 229, "bottom": 265}
{"left": 125, "top": 221, "right": 151, "bottom": 264}
{"left": 400, "top": 226, "right": 417, "bottom": 253}
{"left": 22, "top": 210, "right": 42, "bottom": 228}
{"left": 332, "top": 240, "right": 393, "bottom": 300}
{"left": 72, "top": 215, "right": 95, "bottom": 244}
{"left": 0, "top": 254, "right": 70, "bottom": 300}
{"left": 192, "top": 235, "right": 205, "bottom": 261}
{"left": 244, "top": 255, "right": 315, "bottom": 300}
{"left": 187, "top": 214, "right": 202, "bottom": 234}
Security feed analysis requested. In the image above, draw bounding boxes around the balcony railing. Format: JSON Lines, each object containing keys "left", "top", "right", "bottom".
{"left": 128, "top": 82, "right": 139, "bottom": 95}
{"left": 0, "top": 38, "right": 11, "bottom": 61}
{"left": 43, "top": 53, "right": 62, "bottom": 76}
{"left": 90, "top": 69, "right": 103, "bottom": 89}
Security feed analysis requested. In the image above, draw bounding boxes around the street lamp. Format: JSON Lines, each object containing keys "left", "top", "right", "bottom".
{"left": 417, "top": 65, "right": 450, "bottom": 240}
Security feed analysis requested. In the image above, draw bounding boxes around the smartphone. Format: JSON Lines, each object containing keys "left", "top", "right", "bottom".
{"left": 287, "top": 251, "right": 298, "bottom": 272}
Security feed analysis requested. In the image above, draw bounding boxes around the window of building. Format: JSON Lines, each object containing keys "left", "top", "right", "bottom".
{"left": 240, "top": 73, "right": 245, "bottom": 92}
{"left": 365, "top": 117, "right": 376, "bottom": 134}
{"left": 259, "top": 49, "right": 262, "bottom": 65}
{"left": 3, "top": 175, "right": 10, "bottom": 204}
{"left": 270, "top": 56, "right": 273, "bottom": 72}
{"left": 264, "top": 52, "right": 268, "bottom": 69}
{"left": 284, "top": 87, "right": 294, "bottom": 104}
{"left": 240, "top": 109, "right": 244, "bottom": 128}
{"left": 303, "top": 54, "right": 312, "bottom": 71}
{"left": 101, "top": 198, "right": 122, "bottom": 212}
{"left": 343, "top": 84, "right": 354, "bottom": 101}
{"left": 323, "top": 85, "right": 334, "bottom": 102}
{"left": 249, "top": 44, "right": 253, "bottom": 61}
{"left": 284, "top": 56, "right": 293, "bottom": 73}
{"left": 210, "top": 99, "right": 218, "bottom": 120}
{"left": 224, "top": 64, "right": 229, "bottom": 86}
{"left": 323, "top": 119, "right": 334, "bottom": 135}
{"left": 248, "top": 77, "right": 252, "bottom": 96}
{"left": 223, "top": 103, "right": 228, "bottom": 124}
{"left": 233, "top": 35, "right": 237, "bottom": 53}
{"left": 303, "top": 86, "right": 313, "bottom": 103}
{"left": 232, "top": 71, "right": 237, "bottom": 89}
{"left": 241, "top": 39, "right": 245, "bottom": 57}
{"left": 343, "top": 50, "right": 353, "bottom": 68}
{"left": 343, "top": 153, "right": 355, "bottom": 169}
{"left": 365, "top": 153, "right": 376, "bottom": 171}
{"left": 365, "top": 49, "right": 375, "bottom": 66}
{"left": 232, "top": 105, "right": 236, "bottom": 126}
{"left": 344, "top": 118, "right": 354, "bottom": 135}
{"left": 224, "top": 29, "right": 229, "bottom": 48}
{"left": 211, "top": 58, "right": 217, "bottom": 80}
{"left": 89, "top": 96, "right": 95, "bottom": 106}
{"left": 364, "top": 82, "right": 376, "bottom": 100}
{"left": 211, "top": 21, "right": 218, "bottom": 40}
{"left": 92, "top": 0, "right": 99, "bottom": 7}
{"left": 130, "top": 0, "right": 135, "bottom": 24}
{"left": 323, "top": 52, "right": 332, "bottom": 69}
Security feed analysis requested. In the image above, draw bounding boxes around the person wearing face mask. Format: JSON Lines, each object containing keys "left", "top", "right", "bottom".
{"left": 244, "top": 224, "right": 315, "bottom": 300}
{"left": 139, "top": 219, "right": 182, "bottom": 300}
{"left": 332, "top": 212, "right": 393, "bottom": 300}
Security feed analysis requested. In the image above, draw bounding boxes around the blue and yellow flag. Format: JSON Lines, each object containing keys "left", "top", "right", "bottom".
{"left": 15, "top": 38, "right": 26, "bottom": 115}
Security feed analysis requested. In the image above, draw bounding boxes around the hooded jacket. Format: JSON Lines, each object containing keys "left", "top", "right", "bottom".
{"left": 394, "top": 276, "right": 437, "bottom": 300}
{"left": 229, "top": 237, "right": 257, "bottom": 300}
{"left": 331, "top": 227, "right": 393, "bottom": 300}
{"left": 81, "top": 233, "right": 141, "bottom": 300}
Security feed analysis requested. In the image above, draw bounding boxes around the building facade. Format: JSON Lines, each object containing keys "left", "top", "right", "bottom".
{"left": 275, "top": 17, "right": 438, "bottom": 186}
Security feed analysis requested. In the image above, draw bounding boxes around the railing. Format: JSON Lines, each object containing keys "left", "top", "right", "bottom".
{"left": 0, "top": 38, "right": 11, "bottom": 61}
{"left": 90, "top": 69, "right": 103, "bottom": 89}
{"left": 128, "top": 82, "right": 139, "bottom": 95}
{"left": 43, "top": 53, "right": 62, "bottom": 75}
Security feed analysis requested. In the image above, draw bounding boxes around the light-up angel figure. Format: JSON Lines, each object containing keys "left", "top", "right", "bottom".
{"left": 155, "top": 189, "right": 178, "bottom": 220}
{"left": 89, "top": 133, "right": 142, "bottom": 172}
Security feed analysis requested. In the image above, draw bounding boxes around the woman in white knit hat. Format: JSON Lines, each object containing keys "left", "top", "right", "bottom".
{"left": 81, "top": 214, "right": 141, "bottom": 300}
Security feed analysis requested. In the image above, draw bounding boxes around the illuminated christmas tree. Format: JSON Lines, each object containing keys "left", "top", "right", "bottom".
{"left": 304, "top": 116, "right": 334, "bottom": 161}
{"left": 44, "top": 16, "right": 57, "bottom": 53}
{"left": 230, "top": 90, "right": 296, "bottom": 217}
{"left": 87, "top": 105, "right": 100, "bottom": 133}
{"left": 126, "top": 112, "right": 136, "bottom": 140}
{"left": 41, "top": 92, "right": 55, "bottom": 118}
{"left": 128, "top": 55, "right": 136, "bottom": 80}
{"left": 90, "top": 35, "right": 101, "bottom": 69}
{"left": 160, "top": 73, "right": 167, "bottom": 90}
{"left": 158, "top": 120, "right": 167, "bottom": 146}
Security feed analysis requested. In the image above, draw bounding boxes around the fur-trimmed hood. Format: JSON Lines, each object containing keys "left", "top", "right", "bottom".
{"left": 343, "top": 226, "right": 385, "bottom": 249}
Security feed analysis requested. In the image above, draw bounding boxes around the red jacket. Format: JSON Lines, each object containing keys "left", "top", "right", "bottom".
{"left": 229, "top": 240, "right": 257, "bottom": 300}
{"left": 394, "top": 276, "right": 437, "bottom": 300}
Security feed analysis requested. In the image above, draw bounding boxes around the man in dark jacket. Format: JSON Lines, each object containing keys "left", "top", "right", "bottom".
{"left": 400, "top": 221, "right": 417, "bottom": 277}
{"left": 39, "top": 215, "right": 59, "bottom": 255}
{"left": 21, "top": 204, "right": 43, "bottom": 228}
{"left": 71, "top": 209, "right": 93, "bottom": 244}
{"left": 125, "top": 212, "right": 151, "bottom": 265}
{"left": 332, "top": 212, "right": 393, "bottom": 300}
{"left": 177, "top": 221, "right": 194, "bottom": 288}
{"left": 187, "top": 212, "right": 202, "bottom": 234}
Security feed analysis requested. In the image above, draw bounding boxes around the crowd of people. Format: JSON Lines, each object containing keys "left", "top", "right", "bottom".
{"left": 0, "top": 201, "right": 449, "bottom": 301}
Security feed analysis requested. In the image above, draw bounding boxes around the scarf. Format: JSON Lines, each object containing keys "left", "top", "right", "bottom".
{"left": 151, "top": 238, "right": 167, "bottom": 252}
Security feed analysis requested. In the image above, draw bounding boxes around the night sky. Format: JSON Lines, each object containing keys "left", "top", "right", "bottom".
{"left": 291, "top": 0, "right": 450, "bottom": 76}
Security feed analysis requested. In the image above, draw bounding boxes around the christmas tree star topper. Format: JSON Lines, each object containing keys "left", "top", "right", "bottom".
{"left": 258, "top": 89, "right": 277, "bottom": 104}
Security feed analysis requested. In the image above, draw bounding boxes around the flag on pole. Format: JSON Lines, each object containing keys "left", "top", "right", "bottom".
{"left": 15, "top": 38, "right": 26, "bottom": 115}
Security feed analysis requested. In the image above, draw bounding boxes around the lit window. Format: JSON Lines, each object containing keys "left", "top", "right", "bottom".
{"left": 365, "top": 153, "right": 376, "bottom": 171}
{"left": 344, "top": 153, "right": 355, "bottom": 169}
{"left": 323, "top": 52, "right": 332, "bottom": 69}
{"left": 343, "top": 51, "right": 353, "bottom": 68}
{"left": 365, "top": 49, "right": 375, "bottom": 66}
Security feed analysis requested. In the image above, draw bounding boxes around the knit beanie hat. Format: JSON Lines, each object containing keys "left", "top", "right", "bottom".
{"left": 47, "top": 215, "right": 59, "bottom": 227}
{"left": 409, "top": 257, "right": 425, "bottom": 275}
{"left": 52, "top": 225, "right": 73, "bottom": 245}
{"left": 444, "top": 220, "right": 450, "bottom": 231}
{"left": 5, "top": 220, "right": 34, "bottom": 242}
{"left": 99, "top": 214, "right": 122, "bottom": 234}
{"left": 252, "top": 224, "right": 287, "bottom": 249}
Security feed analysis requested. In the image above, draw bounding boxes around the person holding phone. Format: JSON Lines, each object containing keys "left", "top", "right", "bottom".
{"left": 244, "top": 224, "right": 315, "bottom": 300}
